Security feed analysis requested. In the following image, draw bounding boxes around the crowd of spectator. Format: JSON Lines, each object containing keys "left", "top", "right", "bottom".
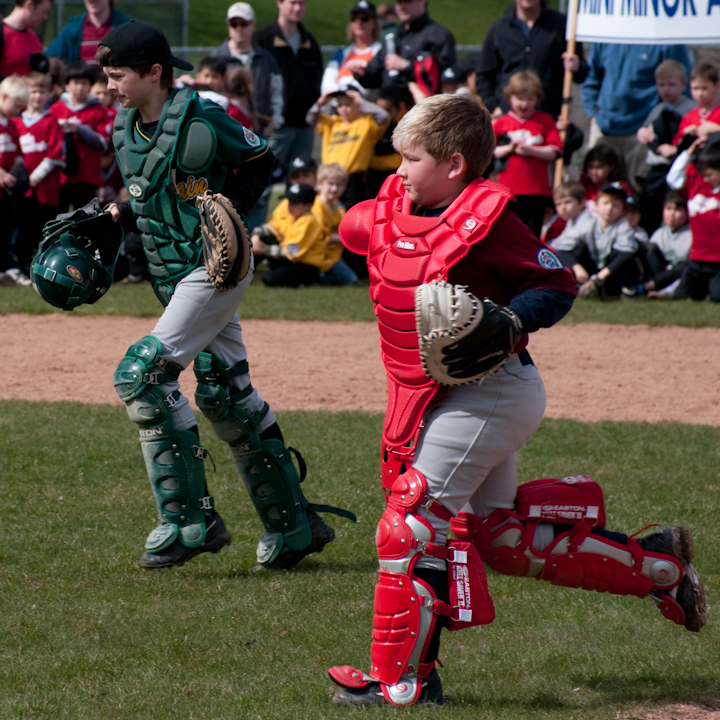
{"left": 0, "top": 0, "right": 718, "bottom": 300}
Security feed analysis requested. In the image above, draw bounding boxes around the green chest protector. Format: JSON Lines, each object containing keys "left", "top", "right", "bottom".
{"left": 113, "top": 88, "right": 219, "bottom": 306}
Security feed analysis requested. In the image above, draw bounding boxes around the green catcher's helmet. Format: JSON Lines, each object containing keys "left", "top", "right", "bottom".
{"left": 30, "top": 200, "right": 124, "bottom": 311}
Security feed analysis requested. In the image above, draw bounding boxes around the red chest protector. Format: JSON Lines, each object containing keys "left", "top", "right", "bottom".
{"left": 341, "top": 175, "right": 513, "bottom": 488}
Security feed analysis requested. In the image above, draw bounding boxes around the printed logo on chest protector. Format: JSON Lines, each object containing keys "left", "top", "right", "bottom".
{"left": 175, "top": 175, "right": 209, "bottom": 201}
{"left": 396, "top": 240, "right": 416, "bottom": 250}
{"left": 128, "top": 183, "right": 142, "bottom": 197}
{"left": 537, "top": 248, "right": 563, "bottom": 270}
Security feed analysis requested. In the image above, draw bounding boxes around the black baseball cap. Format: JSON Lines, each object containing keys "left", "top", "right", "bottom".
{"left": 286, "top": 183, "right": 316, "bottom": 205}
{"left": 350, "top": 0, "right": 377, "bottom": 17}
{"left": 99, "top": 20, "right": 194, "bottom": 71}
{"left": 289, "top": 156, "right": 318, "bottom": 174}
{"left": 599, "top": 181, "right": 628, "bottom": 202}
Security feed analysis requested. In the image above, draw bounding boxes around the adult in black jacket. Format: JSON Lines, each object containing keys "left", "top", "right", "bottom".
{"left": 475, "top": 0, "right": 588, "bottom": 119}
{"left": 355, "top": 0, "right": 455, "bottom": 91}
{"left": 254, "top": 0, "right": 323, "bottom": 178}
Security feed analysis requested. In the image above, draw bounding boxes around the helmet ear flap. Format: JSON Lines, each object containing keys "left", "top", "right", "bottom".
{"left": 30, "top": 209, "right": 124, "bottom": 311}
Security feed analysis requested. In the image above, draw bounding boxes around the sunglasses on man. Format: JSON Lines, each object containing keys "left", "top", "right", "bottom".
{"left": 229, "top": 19, "right": 252, "bottom": 28}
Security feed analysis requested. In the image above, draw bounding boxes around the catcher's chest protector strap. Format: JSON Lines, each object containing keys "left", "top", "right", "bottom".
{"left": 365, "top": 175, "right": 513, "bottom": 450}
{"left": 114, "top": 88, "right": 204, "bottom": 289}
{"left": 451, "top": 476, "right": 683, "bottom": 599}
{"left": 370, "top": 469, "right": 494, "bottom": 692}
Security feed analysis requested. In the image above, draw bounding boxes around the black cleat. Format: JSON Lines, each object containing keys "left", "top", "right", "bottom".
{"left": 267, "top": 511, "right": 335, "bottom": 570}
{"left": 639, "top": 526, "right": 706, "bottom": 632}
{"left": 139, "top": 514, "right": 232, "bottom": 569}
{"left": 332, "top": 670, "right": 444, "bottom": 707}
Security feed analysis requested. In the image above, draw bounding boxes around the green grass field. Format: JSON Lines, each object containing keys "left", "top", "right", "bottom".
{"left": 3, "top": 280, "right": 720, "bottom": 326}
{"left": 1, "top": 402, "right": 718, "bottom": 719}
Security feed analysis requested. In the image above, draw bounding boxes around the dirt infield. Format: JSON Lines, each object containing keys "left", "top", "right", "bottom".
{"left": 4, "top": 313, "right": 720, "bottom": 426}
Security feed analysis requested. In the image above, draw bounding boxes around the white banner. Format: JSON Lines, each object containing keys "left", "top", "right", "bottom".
{"left": 570, "top": 0, "right": 720, "bottom": 44}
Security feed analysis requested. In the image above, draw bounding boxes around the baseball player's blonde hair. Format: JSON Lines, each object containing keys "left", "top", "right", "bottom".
{"left": 392, "top": 94, "right": 494, "bottom": 180}
{"left": 0, "top": 75, "right": 29, "bottom": 104}
{"left": 317, "top": 162, "right": 349, "bottom": 186}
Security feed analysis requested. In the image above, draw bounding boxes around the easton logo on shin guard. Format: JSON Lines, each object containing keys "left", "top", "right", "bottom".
{"left": 516, "top": 476, "right": 606, "bottom": 527}
{"left": 447, "top": 542, "right": 495, "bottom": 630}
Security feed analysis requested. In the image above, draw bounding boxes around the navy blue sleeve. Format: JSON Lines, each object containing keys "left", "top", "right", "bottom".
{"left": 508, "top": 288, "right": 574, "bottom": 333}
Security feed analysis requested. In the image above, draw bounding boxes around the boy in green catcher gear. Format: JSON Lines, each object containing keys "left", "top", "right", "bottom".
{"left": 98, "top": 21, "right": 354, "bottom": 570}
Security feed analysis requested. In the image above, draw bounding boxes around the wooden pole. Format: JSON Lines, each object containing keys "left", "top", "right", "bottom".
{"left": 554, "top": 0, "right": 579, "bottom": 188}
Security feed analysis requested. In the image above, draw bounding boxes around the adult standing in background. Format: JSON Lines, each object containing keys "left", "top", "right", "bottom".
{"left": 254, "top": 0, "right": 323, "bottom": 179}
{"left": 580, "top": 43, "right": 692, "bottom": 186}
{"left": 45, "top": 0, "right": 130, "bottom": 65}
{"left": 354, "top": 0, "right": 455, "bottom": 92}
{"left": 474, "top": 0, "right": 587, "bottom": 119}
{"left": 320, "top": 1, "right": 381, "bottom": 95}
{"left": 0, "top": 0, "right": 52, "bottom": 78}
{"left": 211, "top": 3, "right": 284, "bottom": 140}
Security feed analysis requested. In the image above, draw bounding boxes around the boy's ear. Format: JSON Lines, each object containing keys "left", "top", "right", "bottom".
{"left": 447, "top": 152, "right": 468, "bottom": 180}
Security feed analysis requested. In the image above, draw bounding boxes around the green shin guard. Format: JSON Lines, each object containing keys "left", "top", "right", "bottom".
{"left": 114, "top": 335, "right": 213, "bottom": 553}
{"left": 194, "top": 352, "right": 311, "bottom": 565}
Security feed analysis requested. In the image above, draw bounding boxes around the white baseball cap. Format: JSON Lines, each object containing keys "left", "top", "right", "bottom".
{"left": 227, "top": 2, "right": 255, "bottom": 21}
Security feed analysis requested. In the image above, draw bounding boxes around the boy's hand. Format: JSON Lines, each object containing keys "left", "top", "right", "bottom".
{"left": 0, "top": 168, "right": 16, "bottom": 189}
{"left": 176, "top": 73, "right": 195, "bottom": 86}
{"left": 561, "top": 52, "right": 580, "bottom": 73}
{"left": 345, "top": 89, "right": 363, "bottom": 107}
{"left": 657, "top": 143, "right": 677, "bottom": 159}
{"left": 317, "top": 93, "right": 332, "bottom": 106}
{"left": 29, "top": 176, "right": 39, "bottom": 189}
{"left": 251, "top": 234, "right": 267, "bottom": 255}
{"left": 106, "top": 202, "right": 122, "bottom": 222}
{"left": 688, "top": 136, "right": 706, "bottom": 155}
{"left": 637, "top": 126, "right": 655, "bottom": 144}
{"left": 344, "top": 58, "right": 367, "bottom": 73}
{"left": 573, "top": 264, "right": 589, "bottom": 284}
{"left": 697, "top": 120, "right": 720, "bottom": 138}
{"left": 682, "top": 124, "right": 698, "bottom": 135}
{"left": 556, "top": 117, "right": 569, "bottom": 132}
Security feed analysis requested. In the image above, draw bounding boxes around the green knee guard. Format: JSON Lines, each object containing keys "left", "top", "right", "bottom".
{"left": 114, "top": 335, "right": 212, "bottom": 552}
{"left": 194, "top": 352, "right": 312, "bottom": 560}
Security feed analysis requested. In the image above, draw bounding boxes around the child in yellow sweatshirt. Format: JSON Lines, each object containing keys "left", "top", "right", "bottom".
{"left": 251, "top": 183, "right": 327, "bottom": 287}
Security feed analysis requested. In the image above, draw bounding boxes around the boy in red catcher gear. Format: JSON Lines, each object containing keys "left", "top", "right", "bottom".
{"left": 328, "top": 94, "right": 706, "bottom": 708}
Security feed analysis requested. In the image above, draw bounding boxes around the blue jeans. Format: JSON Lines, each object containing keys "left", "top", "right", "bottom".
{"left": 319, "top": 259, "right": 359, "bottom": 286}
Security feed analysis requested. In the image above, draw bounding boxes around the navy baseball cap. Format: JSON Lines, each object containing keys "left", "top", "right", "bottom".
{"left": 286, "top": 183, "right": 316, "bottom": 205}
{"left": 99, "top": 20, "right": 194, "bottom": 71}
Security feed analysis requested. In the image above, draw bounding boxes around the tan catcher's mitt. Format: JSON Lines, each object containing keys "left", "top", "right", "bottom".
{"left": 195, "top": 191, "right": 252, "bottom": 291}
{"left": 415, "top": 279, "right": 524, "bottom": 386}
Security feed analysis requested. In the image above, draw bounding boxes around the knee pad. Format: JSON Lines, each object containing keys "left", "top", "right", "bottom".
{"left": 114, "top": 336, "right": 211, "bottom": 551}
{"left": 370, "top": 469, "right": 494, "bottom": 701}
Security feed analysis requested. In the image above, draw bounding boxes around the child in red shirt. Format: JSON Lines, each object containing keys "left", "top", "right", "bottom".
{"left": 673, "top": 63, "right": 720, "bottom": 152}
{"left": 0, "top": 75, "right": 28, "bottom": 285}
{"left": 667, "top": 137, "right": 720, "bottom": 301}
{"left": 49, "top": 61, "right": 109, "bottom": 212}
{"left": 90, "top": 73, "right": 122, "bottom": 204}
{"left": 492, "top": 70, "right": 563, "bottom": 238}
{"left": 13, "top": 71, "right": 64, "bottom": 275}
{"left": 224, "top": 65, "right": 254, "bottom": 130}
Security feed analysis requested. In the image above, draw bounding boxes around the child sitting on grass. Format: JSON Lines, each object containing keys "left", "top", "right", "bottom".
{"left": 251, "top": 183, "right": 327, "bottom": 287}
{"left": 313, "top": 162, "right": 358, "bottom": 286}
{"left": 492, "top": 70, "right": 563, "bottom": 238}
{"left": 546, "top": 181, "right": 590, "bottom": 246}
{"left": 633, "top": 190, "right": 691, "bottom": 298}
{"left": 553, "top": 182, "right": 640, "bottom": 298}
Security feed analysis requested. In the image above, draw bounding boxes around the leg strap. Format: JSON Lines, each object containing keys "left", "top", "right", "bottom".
{"left": 114, "top": 335, "right": 210, "bottom": 551}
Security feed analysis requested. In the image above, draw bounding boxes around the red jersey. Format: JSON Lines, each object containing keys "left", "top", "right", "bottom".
{"left": 49, "top": 95, "right": 109, "bottom": 186}
{"left": 493, "top": 110, "right": 562, "bottom": 197}
{"left": 0, "top": 24, "right": 42, "bottom": 77}
{"left": 79, "top": 16, "right": 113, "bottom": 63}
{"left": 684, "top": 173, "right": 720, "bottom": 263}
{"left": 13, "top": 111, "right": 64, "bottom": 207}
{"left": 228, "top": 100, "right": 253, "bottom": 129}
{"left": 673, "top": 104, "right": 720, "bottom": 147}
{"left": 541, "top": 213, "right": 566, "bottom": 243}
{"left": 0, "top": 116, "right": 21, "bottom": 200}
